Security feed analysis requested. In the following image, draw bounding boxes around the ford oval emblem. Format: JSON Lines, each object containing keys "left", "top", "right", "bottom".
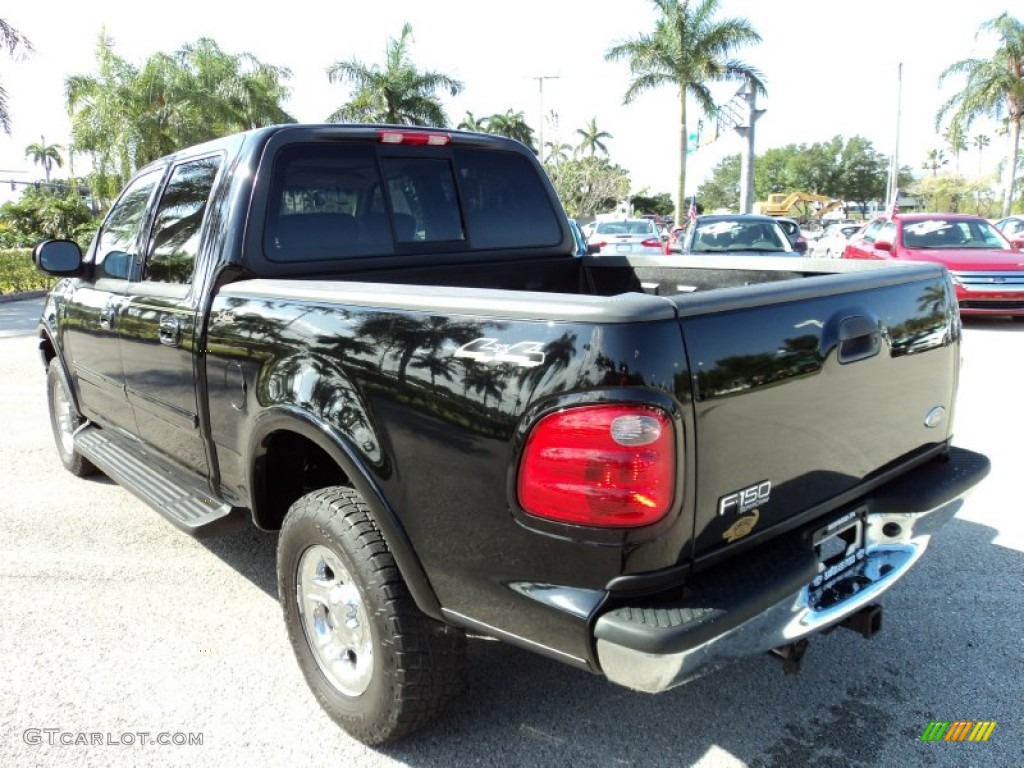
{"left": 924, "top": 406, "right": 946, "bottom": 428}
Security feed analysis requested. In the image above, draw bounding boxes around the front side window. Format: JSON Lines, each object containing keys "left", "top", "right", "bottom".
{"left": 93, "top": 168, "right": 164, "bottom": 280}
{"left": 145, "top": 155, "right": 223, "bottom": 284}
{"left": 877, "top": 221, "right": 896, "bottom": 244}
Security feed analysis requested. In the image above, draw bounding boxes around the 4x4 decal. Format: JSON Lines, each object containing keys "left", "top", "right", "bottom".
{"left": 453, "top": 338, "right": 546, "bottom": 368}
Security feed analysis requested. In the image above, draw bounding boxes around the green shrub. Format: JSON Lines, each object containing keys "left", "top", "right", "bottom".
{"left": 0, "top": 248, "right": 54, "bottom": 295}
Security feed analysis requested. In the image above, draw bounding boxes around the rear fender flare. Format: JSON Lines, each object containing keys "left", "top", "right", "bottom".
{"left": 247, "top": 405, "right": 442, "bottom": 620}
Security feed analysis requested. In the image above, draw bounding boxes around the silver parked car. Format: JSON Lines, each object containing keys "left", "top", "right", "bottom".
{"left": 587, "top": 218, "right": 665, "bottom": 256}
{"left": 995, "top": 215, "right": 1024, "bottom": 242}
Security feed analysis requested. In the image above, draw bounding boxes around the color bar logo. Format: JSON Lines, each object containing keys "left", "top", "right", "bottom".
{"left": 920, "top": 720, "right": 997, "bottom": 742}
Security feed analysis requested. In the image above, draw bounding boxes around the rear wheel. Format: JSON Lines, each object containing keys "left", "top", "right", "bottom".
{"left": 277, "top": 486, "right": 466, "bottom": 745}
{"left": 46, "top": 359, "right": 97, "bottom": 477}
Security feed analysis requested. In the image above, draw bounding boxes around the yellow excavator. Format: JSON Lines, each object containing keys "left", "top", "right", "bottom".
{"left": 755, "top": 192, "right": 844, "bottom": 220}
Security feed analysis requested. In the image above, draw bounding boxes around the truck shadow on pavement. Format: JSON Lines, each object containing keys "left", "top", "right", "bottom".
{"left": 198, "top": 525, "right": 280, "bottom": 597}
{"left": 170, "top": 507, "right": 1018, "bottom": 767}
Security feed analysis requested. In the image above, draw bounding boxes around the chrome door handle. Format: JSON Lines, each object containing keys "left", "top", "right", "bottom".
{"left": 158, "top": 315, "right": 181, "bottom": 347}
{"left": 99, "top": 298, "right": 120, "bottom": 329}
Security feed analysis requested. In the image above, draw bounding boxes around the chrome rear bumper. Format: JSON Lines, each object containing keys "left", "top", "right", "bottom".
{"left": 594, "top": 447, "right": 989, "bottom": 693}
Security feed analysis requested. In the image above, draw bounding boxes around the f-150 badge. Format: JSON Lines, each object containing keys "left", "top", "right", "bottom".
{"left": 454, "top": 338, "right": 546, "bottom": 368}
{"left": 718, "top": 480, "right": 771, "bottom": 516}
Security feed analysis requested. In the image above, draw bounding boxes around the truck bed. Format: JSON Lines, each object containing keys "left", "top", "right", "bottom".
{"left": 288, "top": 252, "right": 947, "bottom": 304}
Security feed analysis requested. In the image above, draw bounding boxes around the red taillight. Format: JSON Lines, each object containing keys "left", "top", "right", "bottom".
{"left": 377, "top": 130, "right": 451, "bottom": 146}
{"left": 641, "top": 238, "right": 662, "bottom": 248}
{"left": 518, "top": 405, "right": 675, "bottom": 527}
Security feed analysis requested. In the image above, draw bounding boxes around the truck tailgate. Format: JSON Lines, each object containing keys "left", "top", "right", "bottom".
{"left": 676, "top": 266, "right": 959, "bottom": 559}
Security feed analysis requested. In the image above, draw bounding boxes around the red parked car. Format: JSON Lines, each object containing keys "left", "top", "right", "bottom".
{"left": 842, "top": 213, "right": 1024, "bottom": 318}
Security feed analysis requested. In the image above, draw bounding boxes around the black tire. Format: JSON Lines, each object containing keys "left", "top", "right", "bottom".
{"left": 46, "top": 359, "right": 97, "bottom": 477}
{"left": 277, "top": 486, "right": 466, "bottom": 745}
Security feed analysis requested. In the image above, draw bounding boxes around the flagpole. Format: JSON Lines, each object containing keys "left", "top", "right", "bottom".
{"left": 886, "top": 63, "right": 903, "bottom": 211}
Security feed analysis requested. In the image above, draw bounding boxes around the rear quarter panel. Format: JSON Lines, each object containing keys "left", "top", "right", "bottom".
{"left": 204, "top": 286, "right": 695, "bottom": 663}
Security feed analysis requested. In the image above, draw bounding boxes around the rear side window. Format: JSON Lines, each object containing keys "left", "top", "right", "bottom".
{"left": 262, "top": 142, "right": 562, "bottom": 262}
{"left": 145, "top": 155, "right": 222, "bottom": 284}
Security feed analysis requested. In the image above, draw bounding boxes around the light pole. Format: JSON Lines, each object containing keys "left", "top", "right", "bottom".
{"left": 734, "top": 80, "right": 765, "bottom": 214}
{"left": 531, "top": 75, "right": 559, "bottom": 161}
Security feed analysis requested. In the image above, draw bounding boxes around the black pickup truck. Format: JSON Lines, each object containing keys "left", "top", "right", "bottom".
{"left": 34, "top": 124, "right": 989, "bottom": 745}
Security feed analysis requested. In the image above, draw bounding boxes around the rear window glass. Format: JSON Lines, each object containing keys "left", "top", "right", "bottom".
{"left": 595, "top": 220, "right": 657, "bottom": 236}
{"left": 263, "top": 143, "right": 562, "bottom": 262}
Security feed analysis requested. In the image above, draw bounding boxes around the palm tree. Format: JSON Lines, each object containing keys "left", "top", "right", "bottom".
{"left": 972, "top": 133, "right": 991, "bottom": 176}
{"left": 543, "top": 140, "right": 573, "bottom": 165}
{"left": 66, "top": 31, "right": 143, "bottom": 200}
{"left": 606, "top": 0, "right": 764, "bottom": 222}
{"left": 67, "top": 31, "right": 293, "bottom": 202}
{"left": 486, "top": 109, "right": 535, "bottom": 150}
{"left": 170, "top": 38, "right": 293, "bottom": 134}
{"left": 943, "top": 125, "right": 967, "bottom": 175}
{"left": 936, "top": 13, "right": 1024, "bottom": 217}
{"left": 457, "top": 111, "right": 490, "bottom": 132}
{"left": 24, "top": 137, "right": 63, "bottom": 182}
{"left": 326, "top": 23, "right": 462, "bottom": 126}
{"left": 575, "top": 117, "right": 613, "bottom": 156}
{"left": 0, "top": 19, "right": 33, "bottom": 133}
{"left": 922, "top": 149, "right": 949, "bottom": 177}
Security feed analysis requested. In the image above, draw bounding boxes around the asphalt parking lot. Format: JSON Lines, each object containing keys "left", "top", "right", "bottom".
{"left": 1, "top": 296, "right": 1021, "bottom": 768}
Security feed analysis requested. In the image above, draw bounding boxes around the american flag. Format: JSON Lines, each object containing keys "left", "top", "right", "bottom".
{"left": 688, "top": 197, "right": 698, "bottom": 222}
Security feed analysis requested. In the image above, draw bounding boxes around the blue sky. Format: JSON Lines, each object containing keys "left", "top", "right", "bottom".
{"left": 0, "top": 1, "right": 1015, "bottom": 205}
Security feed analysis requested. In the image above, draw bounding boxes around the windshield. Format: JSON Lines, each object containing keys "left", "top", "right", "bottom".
{"left": 691, "top": 219, "right": 791, "bottom": 253}
{"left": 902, "top": 218, "right": 1010, "bottom": 250}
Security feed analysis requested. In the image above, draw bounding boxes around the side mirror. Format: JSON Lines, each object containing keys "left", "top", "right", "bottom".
{"left": 1011, "top": 238, "right": 1024, "bottom": 251}
{"left": 33, "top": 239, "right": 83, "bottom": 276}
{"left": 587, "top": 243, "right": 602, "bottom": 255}
{"left": 794, "top": 240, "right": 808, "bottom": 254}
{"left": 874, "top": 240, "right": 893, "bottom": 252}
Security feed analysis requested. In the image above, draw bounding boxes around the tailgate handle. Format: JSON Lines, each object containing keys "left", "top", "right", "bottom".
{"left": 837, "top": 315, "right": 881, "bottom": 364}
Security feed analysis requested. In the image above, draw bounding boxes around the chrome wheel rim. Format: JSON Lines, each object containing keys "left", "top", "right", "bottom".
{"left": 296, "top": 544, "right": 373, "bottom": 696}
{"left": 52, "top": 375, "right": 77, "bottom": 456}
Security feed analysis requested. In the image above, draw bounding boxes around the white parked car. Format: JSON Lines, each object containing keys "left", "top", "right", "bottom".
{"left": 586, "top": 218, "right": 665, "bottom": 256}
{"left": 811, "top": 221, "right": 865, "bottom": 258}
